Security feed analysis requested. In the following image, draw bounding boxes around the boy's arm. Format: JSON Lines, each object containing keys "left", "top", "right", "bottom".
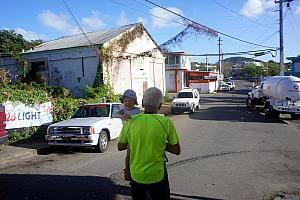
{"left": 114, "top": 109, "right": 125, "bottom": 118}
{"left": 166, "top": 143, "right": 181, "bottom": 155}
{"left": 118, "top": 143, "right": 127, "bottom": 151}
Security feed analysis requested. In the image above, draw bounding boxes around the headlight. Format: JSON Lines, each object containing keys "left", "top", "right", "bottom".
{"left": 186, "top": 102, "right": 190, "bottom": 106}
{"left": 47, "top": 127, "right": 56, "bottom": 134}
{"left": 172, "top": 102, "right": 176, "bottom": 106}
{"left": 83, "top": 127, "right": 95, "bottom": 134}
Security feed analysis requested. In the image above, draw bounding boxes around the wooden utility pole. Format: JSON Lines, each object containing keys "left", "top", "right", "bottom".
{"left": 218, "top": 37, "right": 222, "bottom": 76}
{"left": 275, "top": 0, "right": 294, "bottom": 76}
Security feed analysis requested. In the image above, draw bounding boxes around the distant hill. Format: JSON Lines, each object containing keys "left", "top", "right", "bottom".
{"left": 223, "top": 57, "right": 262, "bottom": 64}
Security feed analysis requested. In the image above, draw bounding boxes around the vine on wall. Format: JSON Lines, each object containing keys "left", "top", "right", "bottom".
{"left": 94, "top": 24, "right": 145, "bottom": 88}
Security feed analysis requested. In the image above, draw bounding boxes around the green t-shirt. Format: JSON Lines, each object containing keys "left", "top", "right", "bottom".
{"left": 118, "top": 113, "right": 179, "bottom": 184}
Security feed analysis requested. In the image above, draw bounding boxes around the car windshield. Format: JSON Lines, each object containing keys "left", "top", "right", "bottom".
{"left": 72, "top": 104, "right": 110, "bottom": 118}
{"left": 177, "top": 92, "right": 193, "bottom": 98}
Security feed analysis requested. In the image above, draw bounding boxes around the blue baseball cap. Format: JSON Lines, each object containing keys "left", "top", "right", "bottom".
{"left": 120, "top": 89, "right": 138, "bottom": 104}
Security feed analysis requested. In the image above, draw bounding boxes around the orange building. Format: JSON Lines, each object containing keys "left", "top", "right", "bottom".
{"left": 186, "top": 71, "right": 219, "bottom": 93}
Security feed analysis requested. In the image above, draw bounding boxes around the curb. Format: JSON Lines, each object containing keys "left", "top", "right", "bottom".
{"left": 0, "top": 143, "right": 51, "bottom": 169}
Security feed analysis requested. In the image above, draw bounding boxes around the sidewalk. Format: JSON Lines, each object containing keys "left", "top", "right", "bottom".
{"left": 0, "top": 142, "right": 50, "bottom": 169}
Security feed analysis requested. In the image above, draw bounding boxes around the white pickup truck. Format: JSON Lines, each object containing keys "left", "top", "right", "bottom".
{"left": 171, "top": 88, "right": 200, "bottom": 114}
{"left": 45, "top": 103, "right": 123, "bottom": 152}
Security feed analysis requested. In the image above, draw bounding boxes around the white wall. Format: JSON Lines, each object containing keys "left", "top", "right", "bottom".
{"left": 105, "top": 27, "right": 165, "bottom": 104}
{"left": 189, "top": 82, "right": 217, "bottom": 93}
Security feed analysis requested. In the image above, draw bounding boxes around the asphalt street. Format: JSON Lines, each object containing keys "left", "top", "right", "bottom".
{"left": 0, "top": 80, "right": 300, "bottom": 200}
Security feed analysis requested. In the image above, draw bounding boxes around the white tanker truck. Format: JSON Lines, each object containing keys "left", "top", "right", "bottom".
{"left": 246, "top": 76, "right": 300, "bottom": 119}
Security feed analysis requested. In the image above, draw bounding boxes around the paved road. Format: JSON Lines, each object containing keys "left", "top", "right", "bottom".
{"left": 1, "top": 80, "right": 300, "bottom": 200}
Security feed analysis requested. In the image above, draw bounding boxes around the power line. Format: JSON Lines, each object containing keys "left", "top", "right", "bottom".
{"left": 107, "top": 0, "right": 184, "bottom": 26}
{"left": 144, "top": 0, "right": 278, "bottom": 49}
{"left": 62, "top": 0, "right": 94, "bottom": 48}
{"left": 212, "top": 0, "right": 276, "bottom": 28}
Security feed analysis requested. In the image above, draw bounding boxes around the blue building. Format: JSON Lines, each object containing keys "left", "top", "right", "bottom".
{"left": 286, "top": 56, "right": 300, "bottom": 78}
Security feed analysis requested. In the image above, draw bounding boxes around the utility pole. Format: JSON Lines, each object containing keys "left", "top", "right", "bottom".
{"left": 218, "top": 37, "right": 222, "bottom": 77}
{"left": 275, "top": 0, "right": 293, "bottom": 76}
{"left": 206, "top": 54, "right": 208, "bottom": 71}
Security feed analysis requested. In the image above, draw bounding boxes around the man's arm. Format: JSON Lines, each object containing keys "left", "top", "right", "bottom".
{"left": 118, "top": 143, "right": 127, "bottom": 151}
{"left": 166, "top": 143, "right": 181, "bottom": 155}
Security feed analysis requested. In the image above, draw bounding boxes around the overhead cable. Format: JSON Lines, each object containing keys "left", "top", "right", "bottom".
{"left": 144, "top": 0, "right": 278, "bottom": 49}
{"left": 62, "top": 0, "right": 94, "bottom": 48}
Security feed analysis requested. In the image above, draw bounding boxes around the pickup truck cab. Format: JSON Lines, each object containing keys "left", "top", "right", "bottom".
{"left": 45, "top": 103, "right": 123, "bottom": 152}
{"left": 171, "top": 88, "right": 200, "bottom": 114}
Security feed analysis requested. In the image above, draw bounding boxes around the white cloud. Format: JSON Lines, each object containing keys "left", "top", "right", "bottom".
{"left": 117, "top": 11, "right": 130, "bottom": 26}
{"left": 149, "top": 7, "right": 183, "bottom": 28}
{"left": 240, "top": 0, "right": 276, "bottom": 18}
{"left": 15, "top": 28, "right": 47, "bottom": 41}
{"left": 82, "top": 11, "right": 106, "bottom": 31}
{"left": 38, "top": 10, "right": 73, "bottom": 33}
{"left": 296, "top": 1, "right": 300, "bottom": 14}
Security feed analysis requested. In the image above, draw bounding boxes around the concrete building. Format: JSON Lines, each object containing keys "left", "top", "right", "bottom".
{"left": 186, "top": 71, "right": 219, "bottom": 93}
{"left": 0, "top": 23, "right": 165, "bottom": 104}
{"left": 287, "top": 56, "right": 300, "bottom": 78}
{"left": 163, "top": 52, "right": 191, "bottom": 93}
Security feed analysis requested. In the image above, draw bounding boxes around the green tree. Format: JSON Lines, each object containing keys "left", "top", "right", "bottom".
{"left": 0, "top": 30, "right": 44, "bottom": 79}
{"left": 0, "top": 30, "right": 29, "bottom": 54}
{"left": 222, "top": 61, "right": 232, "bottom": 78}
{"left": 242, "top": 63, "right": 260, "bottom": 78}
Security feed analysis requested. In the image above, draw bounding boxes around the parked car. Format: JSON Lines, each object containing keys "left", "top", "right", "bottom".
{"left": 219, "top": 83, "right": 231, "bottom": 91}
{"left": 45, "top": 103, "right": 123, "bottom": 152}
{"left": 226, "top": 81, "right": 236, "bottom": 90}
{"left": 171, "top": 88, "right": 200, "bottom": 114}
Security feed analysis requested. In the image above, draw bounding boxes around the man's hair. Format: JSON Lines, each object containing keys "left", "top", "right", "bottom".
{"left": 143, "top": 87, "right": 163, "bottom": 110}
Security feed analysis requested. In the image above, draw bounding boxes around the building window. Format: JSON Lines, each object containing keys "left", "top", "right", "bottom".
{"left": 176, "top": 55, "right": 180, "bottom": 64}
{"left": 169, "top": 55, "right": 175, "bottom": 64}
{"left": 165, "top": 57, "right": 169, "bottom": 64}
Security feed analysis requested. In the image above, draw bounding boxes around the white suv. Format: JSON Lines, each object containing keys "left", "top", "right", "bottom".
{"left": 226, "top": 81, "right": 236, "bottom": 90}
{"left": 171, "top": 88, "right": 200, "bottom": 114}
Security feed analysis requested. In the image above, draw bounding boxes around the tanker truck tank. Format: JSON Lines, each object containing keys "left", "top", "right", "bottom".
{"left": 246, "top": 76, "right": 300, "bottom": 119}
{"left": 262, "top": 76, "right": 300, "bottom": 102}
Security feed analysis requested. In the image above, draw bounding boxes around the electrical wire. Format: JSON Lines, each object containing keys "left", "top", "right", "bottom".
{"left": 61, "top": 0, "right": 279, "bottom": 60}
{"left": 211, "top": 0, "right": 276, "bottom": 27}
{"left": 144, "top": 0, "right": 278, "bottom": 49}
{"left": 107, "top": 0, "right": 184, "bottom": 26}
{"left": 62, "top": 0, "right": 94, "bottom": 48}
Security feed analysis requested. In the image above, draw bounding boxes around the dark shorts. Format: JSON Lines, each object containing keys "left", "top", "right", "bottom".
{"left": 130, "top": 169, "right": 170, "bottom": 200}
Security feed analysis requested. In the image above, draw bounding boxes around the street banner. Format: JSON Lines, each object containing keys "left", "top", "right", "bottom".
{"left": 4, "top": 101, "right": 52, "bottom": 129}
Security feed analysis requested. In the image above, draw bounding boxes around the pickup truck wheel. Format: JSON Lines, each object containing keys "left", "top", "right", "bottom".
{"left": 95, "top": 130, "right": 108, "bottom": 153}
{"left": 265, "top": 108, "right": 280, "bottom": 119}
{"left": 190, "top": 105, "right": 195, "bottom": 114}
{"left": 291, "top": 113, "right": 299, "bottom": 120}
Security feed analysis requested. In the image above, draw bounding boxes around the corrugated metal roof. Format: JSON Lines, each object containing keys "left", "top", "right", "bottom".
{"left": 25, "top": 23, "right": 139, "bottom": 53}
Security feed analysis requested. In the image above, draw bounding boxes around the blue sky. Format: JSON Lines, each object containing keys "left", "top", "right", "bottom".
{"left": 1, "top": 0, "right": 300, "bottom": 63}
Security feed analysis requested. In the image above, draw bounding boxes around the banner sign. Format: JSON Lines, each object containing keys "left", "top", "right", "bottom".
{"left": 4, "top": 101, "right": 52, "bottom": 129}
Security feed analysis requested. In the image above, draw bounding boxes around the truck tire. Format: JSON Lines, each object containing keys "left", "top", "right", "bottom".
{"left": 291, "top": 113, "right": 300, "bottom": 120}
{"left": 95, "top": 130, "right": 108, "bottom": 153}
{"left": 190, "top": 105, "right": 195, "bottom": 114}
{"left": 246, "top": 97, "right": 254, "bottom": 108}
{"left": 265, "top": 106, "right": 280, "bottom": 119}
